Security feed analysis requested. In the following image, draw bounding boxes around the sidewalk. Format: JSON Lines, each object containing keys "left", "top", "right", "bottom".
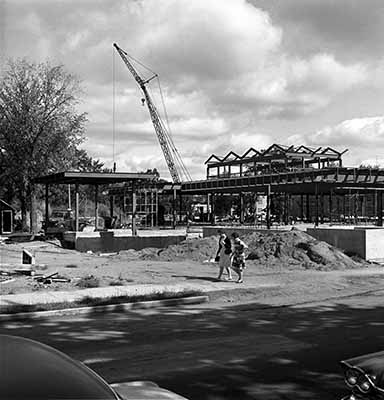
{"left": 0, "top": 280, "right": 279, "bottom": 310}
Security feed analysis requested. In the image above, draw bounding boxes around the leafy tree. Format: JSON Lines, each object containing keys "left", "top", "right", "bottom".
{"left": 0, "top": 59, "right": 87, "bottom": 232}
{"left": 46, "top": 149, "right": 106, "bottom": 211}
{"left": 73, "top": 149, "right": 105, "bottom": 172}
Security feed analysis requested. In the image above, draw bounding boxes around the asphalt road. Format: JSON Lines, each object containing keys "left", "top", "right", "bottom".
{"left": 2, "top": 292, "right": 384, "bottom": 400}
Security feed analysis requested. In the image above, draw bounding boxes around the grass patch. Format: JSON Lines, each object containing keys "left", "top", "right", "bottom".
{"left": 0, "top": 289, "right": 204, "bottom": 315}
{"left": 76, "top": 275, "right": 100, "bottom": 288}
{"left": 109, "top": 280, "right": 125, "bottom": 286}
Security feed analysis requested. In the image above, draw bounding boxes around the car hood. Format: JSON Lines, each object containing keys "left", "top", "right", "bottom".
{"left": 1, "top": 334, "right": 117, "bottom": 399}
{"left": 341, "top": 350, "right": 384, "bottom": 389}
{"left": 111, "top": 382, "right": 188, "bottom": 400}
{"left": 1, "top": 335, "right": 188, "bottom": 400}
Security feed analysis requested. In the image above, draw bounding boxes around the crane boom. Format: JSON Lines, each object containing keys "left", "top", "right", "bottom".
{"left": 113, "top": 42, "right": 187, "bottom": 183}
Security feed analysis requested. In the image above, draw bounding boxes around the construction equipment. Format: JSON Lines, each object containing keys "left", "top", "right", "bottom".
{"left": 113, "top": 43, "right": 191, "bottom": 183}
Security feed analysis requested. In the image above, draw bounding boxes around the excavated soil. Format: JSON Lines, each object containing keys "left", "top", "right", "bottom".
{"left": 122, "top": 230, "right": 367, "bottom": 271}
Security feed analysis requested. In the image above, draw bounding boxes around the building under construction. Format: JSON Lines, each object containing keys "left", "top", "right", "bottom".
{"left": 181, "top": 143, "right": 384, "bottom": 228}
{"left": 110, "top": 45, "right": 384, "bottom": 230}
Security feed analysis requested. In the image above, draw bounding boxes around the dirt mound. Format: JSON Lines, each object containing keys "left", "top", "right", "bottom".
{"left": 131, "top": 236, "right": 219, "bottom": 262}
{"left": 244, "top": 230, "right": 363, "bottom": 270}
{"left": 128, "top": 230, "right": 367, "bottom": 271}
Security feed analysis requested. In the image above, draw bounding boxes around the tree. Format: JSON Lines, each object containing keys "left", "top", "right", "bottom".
{"left": 45, "top": 149, "right": 106, "bottom": 210}
{"left": 0, "top": 59, "right": 87, "bottom": 232}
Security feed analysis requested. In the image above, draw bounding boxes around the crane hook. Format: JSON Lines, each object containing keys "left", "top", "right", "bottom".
{"left": 141, "top": 98, "right": 145, "bottom": 106}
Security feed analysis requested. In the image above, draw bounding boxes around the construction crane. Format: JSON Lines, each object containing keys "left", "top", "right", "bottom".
{"left": 113, "top": 43, "right": 191, "bottom": 183}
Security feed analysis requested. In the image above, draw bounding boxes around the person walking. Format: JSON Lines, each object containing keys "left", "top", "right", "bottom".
{"left": 230, "top": 232, "right": 248, "bottom": 283}
{"left": 216, "top": 229, "right": 233, "bottom": 281}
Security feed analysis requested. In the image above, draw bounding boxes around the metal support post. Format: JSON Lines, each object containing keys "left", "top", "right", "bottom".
{"left": 300, "top": 194, "right": 304, "bottom": 222}
{"left": 156, "top": 190, "right": 159, "bottom": 227}
{"left": 353, "top": 192, "right": 358, "bottom": 225}
{"left": 377, "top": 190, "right": 383, "bottom": 226}
{"left": 315, "top": 184, "right": 319, "bottom": 227}
{"left": 132, "top": 182, "right": 137, "bottom": 236}
{"left": 179, "top": 190, "right": 183, "bottom": 224}
{"left": 44, "top": 184, "right": 49, "bottom": 235}
{"left": 284, "top": 193, "right": 288, "bottom": 225}
{"left": 343, "top": 194, "right": 347, "bottom": 223}
{"left": 239, "top": 192, "right": 244, "bottom": 224}
{"left": 329, "top": 191, "right": 333, "bottom": 223}
{"left": 266, "top": 185, "right": 271, "bottom": 229}
{"left": 207, "top": 193, "right": 211, "bottom": 223}
{"left": 172, "top": 188, "right": 177, "bottom": 229}
{"left": 110, "top": 195, "right": 114, "bottom": 218}
{"left": 68, "top": 185, "right": 71, "bottom": 210}
{"left": 210, "top": 193, "right": 216, "bottom": 225}
{"left": 75, "top": 184, "right": 79, "bottom": 232}
{"left": 94, "top": 185, "right": 99, "bottom": 231}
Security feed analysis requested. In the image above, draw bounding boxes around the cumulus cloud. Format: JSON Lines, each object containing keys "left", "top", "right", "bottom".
{"left": 300, "top": 117, "right": 384, "bottom": 147}
{"left": 3, "top": 0, "right": 378, "bottom": 179}
{"left": 286, "top": 116, "right": 384, "bottom": 167}
{"left": 254, "top": 0, "right": 384, "bottom": 60}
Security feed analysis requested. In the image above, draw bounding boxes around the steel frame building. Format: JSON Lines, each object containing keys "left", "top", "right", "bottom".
{"left": 181, "top": 144, "right": 384, "bottom": 228}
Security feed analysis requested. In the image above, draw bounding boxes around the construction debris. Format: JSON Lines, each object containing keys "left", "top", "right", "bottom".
{"left": 33, "top": 272, "right": 71, "bottom": 284}
{"left": 0, "top": 266, "right": 36, "bottom": 276}
{"left": 22, "top": 249, "right": 35, "bottom": 265}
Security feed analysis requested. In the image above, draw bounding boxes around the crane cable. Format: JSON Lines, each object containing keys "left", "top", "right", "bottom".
{"left": 125, "top": 51, "right": 157, "bottom": 81}
{"left": 112, "top": 46, "right": 116, "bottom": 170}
{"left": 124, "top": 52, "right": 190, "bottom": 181}
{"left": 156, "top": 77, "right": 192, "bottom": 181}
{"left": 122, "top": 51, "right": 192, "bottom": 181}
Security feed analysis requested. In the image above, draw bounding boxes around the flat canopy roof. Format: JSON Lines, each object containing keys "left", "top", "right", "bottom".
{"left": 34, "top": 171, "right": 157, "bottom": 185}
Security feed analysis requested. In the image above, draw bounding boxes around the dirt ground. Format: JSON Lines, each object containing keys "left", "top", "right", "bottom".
{"left": 1, "top": 231, "right": 384, "bottom": 305}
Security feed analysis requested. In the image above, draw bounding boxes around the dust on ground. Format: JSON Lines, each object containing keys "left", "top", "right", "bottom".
{"left": 0, "top": 231, "right": 383, "bottom": 305}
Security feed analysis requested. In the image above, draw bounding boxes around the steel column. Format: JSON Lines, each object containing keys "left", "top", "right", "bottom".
{"left": 377, "top": 190, "right": 383, "bottom": 226}
{"left": 284, "top": 193, "right": 289, "bottom": 225}
{"left": 240, "top": 192, "right": 244, "bottom": 224}
{"left": 172, "top": 188, "right": 177, "bottom": 229}
{"left": 266, "top": 184, "right": 271, "bottom": 229}
{"left": 320, "top": 194, "right": 324, "bottom": 224}
{"left": 315, "top": 184, "right": 319, "bottom": 227}
{"left": 300, "top": 194, "right": 304, "bottom": 222}
{"left": 75, "top": 184, "right": 79, "bottom": 232}
{"left": 211, "top": 193, "right": 216, "bottom": 225}
{"left": 132, "top": 182, "right": 137, "bottom": 235}
{"left": 44, "top": 184, "right": 49, "bottom": 235}
{"left": 94, "top": 185, "right": 99, "bottom": 230}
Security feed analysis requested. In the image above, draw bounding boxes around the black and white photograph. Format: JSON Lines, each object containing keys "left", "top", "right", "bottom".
{"left": 1, "top": 1, "right": 384, "bottom": 399}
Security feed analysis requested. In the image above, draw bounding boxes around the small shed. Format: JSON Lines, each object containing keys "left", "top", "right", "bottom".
{"left": 0, "top": 199, "right": 15, "bottom": 234}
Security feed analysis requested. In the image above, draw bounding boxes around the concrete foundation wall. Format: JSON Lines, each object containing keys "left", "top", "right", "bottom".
{"left": 307, "top": 228, "right": 366, "bottom": 258}
{"left": 365, "top": 229, "right": 384, "bottom": 261}
{"left": 62, "top": 231, "right": 186, "bottom": 253}
{"left": 307, "top": 228, "right": 384, "bottom": 261}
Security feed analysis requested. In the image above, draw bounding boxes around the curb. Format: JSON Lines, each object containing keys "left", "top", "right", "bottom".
{"left": 0, "top": 295, "right": 209, "bottom": 322}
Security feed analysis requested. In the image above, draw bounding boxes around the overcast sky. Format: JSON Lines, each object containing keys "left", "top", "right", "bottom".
{"left": 2, "top": 0, "right": 384, "bottom": 180}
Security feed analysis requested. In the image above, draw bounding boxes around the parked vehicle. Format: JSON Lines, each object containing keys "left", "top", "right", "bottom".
{"left": 42, "top": 209, "right": 106, "bottom": 237}
{"left": 1, "top": 334, "right": 187, "bottom": 399}
{"left": 42, "top": 209, "right": 76, "bottom": 236}
{"left": 340, "top": 350, "right": 384, "bottom": 399}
